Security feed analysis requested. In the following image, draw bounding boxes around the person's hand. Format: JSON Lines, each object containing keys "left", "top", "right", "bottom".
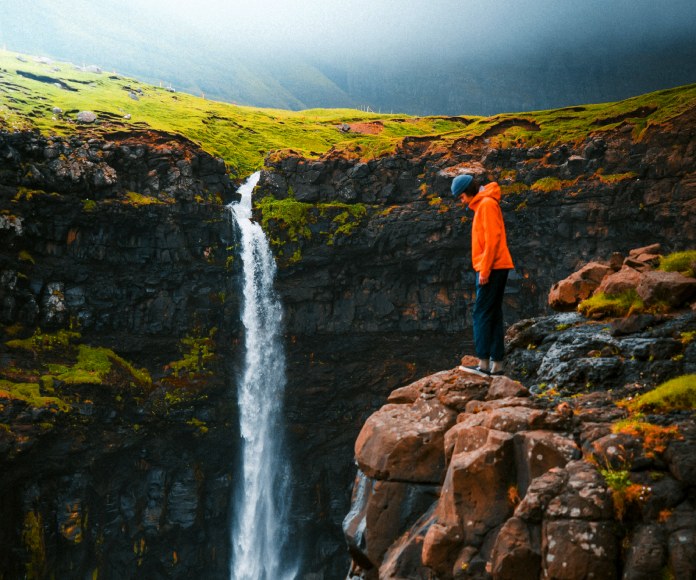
{"left": 479, "top": 272, "right": 489, "bottom": 285}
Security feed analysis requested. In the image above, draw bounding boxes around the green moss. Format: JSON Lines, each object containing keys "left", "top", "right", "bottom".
{"left": 625, "top": 374, "right": 696, "bottom": 413}
{"left": 598, "top": 171, "right": 638, "bottom": 184}
{"left": 18, "top": 250, "right": 35, "bottom": 264}
{"left": 0, "top": 379, "right": 70, "bottom": 411}
{"left": 186, "top": 417, "right": 209, "bottom": 435}
{"left": 680, "top": 331, "right": 696, "bottom": 345}
{"left": 23, "top": 511, "right": 46, "bottom": 579}
{"left": 658, "top": 250, "right": 696, "bottom": 278}
{"left": 125, "top": 191, "right": 165, "bottom": 206}
{"left": 256, "top": 196, "right": 367, "bottom": 255}
{"left": 167, "top": 327, "right": 218, "bottom": 377}
{"left": 530, "top": 177, "right": 567, "bottom": 193}
{"left": 6, "top": 328, "right": 80, "bottom": 352}
{"left": 257, "top": 196, "right": 313, "bottom": 243}
{"left": 82, "top": 199, "right": 97, "bottom": 212}
{"left": 578, "top": 290, "right": 645, "bottom": 319}
{"left": 46, "top": 344, "right": 151, "bottom": 387}
{"left": 501, "top": 182, "right": 529, "bottom": 196}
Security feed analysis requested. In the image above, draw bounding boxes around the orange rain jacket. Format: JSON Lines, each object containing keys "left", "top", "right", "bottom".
{"left": 467, "top": 182, "right": 514, "bottom": 279}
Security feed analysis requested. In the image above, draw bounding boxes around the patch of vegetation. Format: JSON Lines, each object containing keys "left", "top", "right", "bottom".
{"left": 658, "top": 250, "right": 696, "bottom": 278}
{"left": 18, "top": 249, "right": 35, "bottom": 264}
{"left": 597, "top": 467, "right": 648, "bottom": 520}
{"left": 82, "top": 199, "right": 97, "bottom": 212}
{"left": 256, "top": 195, "right": 368, "bottom": 258}
{"left": 578, "top": 290, "right": 644, "bottom": 319}
{"left": 166, "top": 327, "right": 218, "bottom": 377}
{"left": 598, "top": 171, "right": 638, "bottom": 184}
{"left": 124, "top": 191, "right": 165, "bottom": 206}
{"left": 530, "top": 177, "right": 572, "bottom": 193}
{"left": 680, "top": 331, "right": 696, "bottom": 345}
{"left": 612, "top": 416, "right": 683, "bottom": 458}
{"left": 501, "top": 182, "right": 529, "bottom": 196}
{"left": 0, "top": 379, "right": 69, "bottom": 411}
{"left": 2, "top": 50, "right": 695, "bottom": 177}
{"left": 257, "top": 196, "right": 314, "bottom": 244}
{"left": 46, "top": 344, "right": 151, "bottom": 387}
{"left": 623, "top": 374, "right": 696, "bottom": 413}
{"left": 6, "top": 328, "right": 80, "bottom": 352}
{"left": 23, "top": 511, "right": 46, "bottom": 580}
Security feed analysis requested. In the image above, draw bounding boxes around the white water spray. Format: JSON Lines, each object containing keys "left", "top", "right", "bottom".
{"left": 228, "top": 172, "right": 295, "bottom": 580}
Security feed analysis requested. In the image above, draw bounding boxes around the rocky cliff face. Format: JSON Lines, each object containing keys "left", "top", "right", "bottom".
{"left": 0, "top": 95, "right": 694, "bottom": 579}
{"left": 256, "top": 102, "right": 696, "bottom": 577}
{"left": 343, "top": 309, "right": 696, "bottom": 579}
{"left": 0, "top": 129, "right": 241, "bottom": 578}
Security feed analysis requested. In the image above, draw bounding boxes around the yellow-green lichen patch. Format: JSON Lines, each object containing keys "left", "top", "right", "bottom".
{"left": 578, "top": 290, "right": 645, "bottom": 319}
{"left": 0, "top": 379, "right": 70, "bottom": 411}
{"left": 623, "top": 374, "right": 696, "bottom": 414}
{"left": 658, "top": 250, "right": 696, "bottom": 278}
{"left": 6, "top": 328, "right": 81, "bottom": 352}
{"left": 165, "top": 327, "right": 218, "bottom": 378}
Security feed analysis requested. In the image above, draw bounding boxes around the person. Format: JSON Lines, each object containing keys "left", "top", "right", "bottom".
{"left": 451, "top": 173, "right": 514, "bottom": 377}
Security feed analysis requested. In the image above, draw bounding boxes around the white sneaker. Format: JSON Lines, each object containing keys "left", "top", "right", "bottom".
{"left": 458, "top": 365, "right": 490, "bottom": 378}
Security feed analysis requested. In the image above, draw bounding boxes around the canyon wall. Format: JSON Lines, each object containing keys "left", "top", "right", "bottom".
{"left": 0, "top": 97, "right": 694, "bottom": 578}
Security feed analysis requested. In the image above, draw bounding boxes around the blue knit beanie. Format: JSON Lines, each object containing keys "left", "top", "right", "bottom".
{"left": 451, "top": 174, "right": 473, "bottom": 197}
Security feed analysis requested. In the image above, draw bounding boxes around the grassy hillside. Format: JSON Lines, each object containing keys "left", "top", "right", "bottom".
{"left": 1, "top": 49, "right": 695, "bottom": 178}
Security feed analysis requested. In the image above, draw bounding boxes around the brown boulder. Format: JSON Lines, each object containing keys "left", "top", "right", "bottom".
{"left": 542, "top": 519, "right": 619, "bottom": 579}
{"left": 432, "top": 428, "right": 516, "bottom": 546}
{"left": 387, "top": 369, "right": 488, "bottom": 411}
{"left": 465, "top": 397, "right": 537, "bottom": 414}
{"left": 489, "top": 517, "right": 541, "bottom": 580}
{"left": 481, "top": 406, "right": 547, "bottom": 433}
{"left": 355, "top": 398, "right": 457, "bottom": 483}
{"left": 548, "top": 262, "right": 614, "bottom": 311}
{"left": 636, "top": 270, "right": 696, "bottom": 308}
{"left": 515, "top": 468, "right": 568, "bottom": 523}
{"left": 595, "top": 265, "right": 643, "bottom": 295}
{"left": 624, "top": 243, "right": 662, "bottom": 271}
{"left": 622, "top": 525, "right": 667, "bottom": 580}
{"left": 342, "top": 470, "right": 439, "bottom": 569}
{"left": 421, "top": 521, "right": 463, "bottom": 577}
{"left": 485, "top": 375, "right": 529, "bottom": 400}
{"left": 545, "top": 460, "right": 613, "bottom": 521}
{"left": 514, "top": 431, "right": 580, "bottom": 495}
{"left": 379, "top": 508, "right": 438, "bottom": 580}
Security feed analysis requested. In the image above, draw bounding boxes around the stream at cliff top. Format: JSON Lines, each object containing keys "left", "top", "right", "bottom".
{"left": 228, "top": 172, "right": 296, "bottom": 580}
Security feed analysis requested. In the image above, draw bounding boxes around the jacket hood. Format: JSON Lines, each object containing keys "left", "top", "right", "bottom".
{"left": 469, "top": 182, "right": 501, "bottom": 210}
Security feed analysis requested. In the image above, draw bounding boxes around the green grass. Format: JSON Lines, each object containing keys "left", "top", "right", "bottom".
{"left": 2, "top": 49, "right": 695, "bottom": 178}
{"left": 578, "top": 290, "right": 645, "bottom": 318}
{"left": 625, "top": 375, "right": 696, "bottom": 413}
{"left": 658, "top": 250, "right": 696, "bottom": 278}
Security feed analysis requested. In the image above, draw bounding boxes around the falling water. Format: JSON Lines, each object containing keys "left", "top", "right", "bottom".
{"left": 228, "top": 172, "right": 295, "bottom": 580}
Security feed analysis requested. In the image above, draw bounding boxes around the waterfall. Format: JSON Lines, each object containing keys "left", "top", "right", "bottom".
{"left": 228, "top": 172, "right": 296, "bottom": 580}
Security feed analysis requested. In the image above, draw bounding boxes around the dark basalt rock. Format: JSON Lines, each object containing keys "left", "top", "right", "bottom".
{"left": 1, "top": 97, "right": 695, "bottom": 578}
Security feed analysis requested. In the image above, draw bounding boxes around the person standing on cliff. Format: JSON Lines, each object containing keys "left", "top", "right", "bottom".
{"left": 451, "top": 173, "right": 514, "bottom": 377}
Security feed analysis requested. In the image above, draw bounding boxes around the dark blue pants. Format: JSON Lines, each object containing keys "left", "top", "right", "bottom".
{"left": 473, "top": 269, "right": 509, "bottom": 361}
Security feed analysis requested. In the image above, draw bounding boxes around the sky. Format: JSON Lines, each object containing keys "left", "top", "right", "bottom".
{"left": 4, "top": 0, "right": 696, "bottom": 61}
{"left": 1, "top": 0, "right": 695, "bottom": 114}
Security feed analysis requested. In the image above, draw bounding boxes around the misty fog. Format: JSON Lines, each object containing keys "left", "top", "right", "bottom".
{"left": 1, "top": 0, "right": 695, "bottom": 114}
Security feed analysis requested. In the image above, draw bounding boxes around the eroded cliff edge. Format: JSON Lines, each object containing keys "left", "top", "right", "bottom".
{"left": 343, "top": 250, "right": 696, "bottom": 579}
{"left": 254, "top": 96, "right": 696, "bottom": 576}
